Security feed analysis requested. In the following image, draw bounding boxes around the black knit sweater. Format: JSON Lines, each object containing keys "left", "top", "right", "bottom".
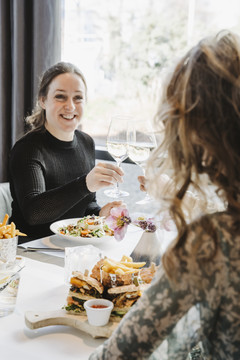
{"left": 9, "top": 129, "right": 101, "bottom": 240}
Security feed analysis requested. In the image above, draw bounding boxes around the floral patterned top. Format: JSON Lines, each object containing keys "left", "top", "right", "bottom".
{"left": 89, "top": 212, "right": 240, "bottom": 360}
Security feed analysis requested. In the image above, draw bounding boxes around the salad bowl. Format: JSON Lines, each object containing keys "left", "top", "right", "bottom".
{"left": 50, "top": 216, "right": 114, "bottom": 245}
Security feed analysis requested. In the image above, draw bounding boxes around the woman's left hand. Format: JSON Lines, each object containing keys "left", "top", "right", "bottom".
{"left": 99, "top": 201, "right": 124, "bottom": 218}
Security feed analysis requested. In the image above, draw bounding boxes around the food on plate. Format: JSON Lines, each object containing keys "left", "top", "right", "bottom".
{"left": 102, "top": 257, "right": 146, "bottom": 275}
{"left": 139, "top": 262, "right": 159, "bottom": 284}
{"left": 90, "top": 259, "right": 104, "bottom": 282}
{"left": 91, "top": 255, "right": 146, "bottom": 287}
{"left": 64, "top": 270, "right": 149, "bottom": 322}
{"left": 91, "top": 304, "right": 108, "bottom": 309}
{"left": 65, "top": 271, "right": 104, "bottom": 314}
{"left": 58, "top": 215, "right": 114, "bottom": 238}
{"left": 107, "top": 283, "right": 149, "bottom": 319}
{"left": 64, "top": 255, "right": 158, "bottom": 323}
{"left": 0, "top": 213, "right": 27, "bottom": 239}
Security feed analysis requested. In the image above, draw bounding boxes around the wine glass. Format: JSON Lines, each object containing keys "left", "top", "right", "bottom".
{"left": 127, "top": 120, "right": 157, "bottom": 204}
{"left": 104, "top": 115, "right": 130, "bottom": 198}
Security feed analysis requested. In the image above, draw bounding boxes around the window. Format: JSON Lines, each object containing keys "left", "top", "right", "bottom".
{"left": 61, "top": 0, "right": 240, "bottom": 148}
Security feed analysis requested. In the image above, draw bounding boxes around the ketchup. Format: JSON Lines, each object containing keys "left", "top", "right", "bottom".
{"left": 91, "top": 304, "right": 108, "bottom": 309}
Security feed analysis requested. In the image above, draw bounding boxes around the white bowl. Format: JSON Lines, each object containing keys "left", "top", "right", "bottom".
{"left": 84, "top": 299, "right": 113, "bottom": 327}
{"left": 50, "top": 218, "right": 113, "bottom": 245}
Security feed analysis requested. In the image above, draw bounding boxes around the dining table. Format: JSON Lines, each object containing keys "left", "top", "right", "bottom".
{"left": 1, "top": 224, "right": 163, "bottom": 360}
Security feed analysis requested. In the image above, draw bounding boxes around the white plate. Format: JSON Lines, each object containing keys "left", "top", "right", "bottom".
{"left": 50, "top": 218, "right": 114, "bottom": 245}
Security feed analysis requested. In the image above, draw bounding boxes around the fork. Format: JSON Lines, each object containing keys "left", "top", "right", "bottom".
{"left": 17, "top": 246, "right": 64, "bottom": 252}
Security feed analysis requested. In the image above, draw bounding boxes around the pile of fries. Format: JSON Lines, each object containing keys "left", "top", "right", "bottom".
{"left": 101, "top": 255, "right": 146, "bottom": 275}
{"left": 0, "top": 214, "right": 26, "bottom": 239}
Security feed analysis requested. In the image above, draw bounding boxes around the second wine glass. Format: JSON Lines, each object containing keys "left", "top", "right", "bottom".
{"left": 127, "top": 120, "right": 157, "bottom": 204}
{"left": 104, "top": 115, "right": 130, "bottom": 198}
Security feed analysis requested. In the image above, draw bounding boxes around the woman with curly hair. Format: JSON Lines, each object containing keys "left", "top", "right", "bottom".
{"left": 89, "top": 31, "right": 240, "bottom": 360}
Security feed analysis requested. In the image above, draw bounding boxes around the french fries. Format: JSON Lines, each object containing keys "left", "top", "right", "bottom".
{"left": 102, "top": 255, "right": 146, "bottom": 274}
{"left": 0, "top": 213, "right": 27, "bottom": 239}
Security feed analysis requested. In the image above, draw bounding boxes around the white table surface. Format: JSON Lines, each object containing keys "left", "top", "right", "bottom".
{"left": 0, "top": 226, "right": 145, "bottom": 360}
{"left": 20, "top": 224, "right": 144, "bottom": 260}
{"left": 0, "top": 257, "right": 105, "bottom": 359}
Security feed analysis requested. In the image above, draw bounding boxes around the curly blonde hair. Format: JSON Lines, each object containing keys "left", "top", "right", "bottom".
{"left": 147, "top": 31, "right": 240, "bottom": 279}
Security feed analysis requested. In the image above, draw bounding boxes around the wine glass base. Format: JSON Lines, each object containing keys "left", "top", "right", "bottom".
{"left": 136, "top": 195, "right": 153, "bottom": 205}
{"left": 104, "top": 189, "right": 129, "bottom": 198}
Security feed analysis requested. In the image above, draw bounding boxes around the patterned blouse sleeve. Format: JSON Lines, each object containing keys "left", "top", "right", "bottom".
{"left": 89, "top": 265, "right": 202, "bottom": 360}
{"left": 89, "top": 217, "right": 221, "bottom": 360}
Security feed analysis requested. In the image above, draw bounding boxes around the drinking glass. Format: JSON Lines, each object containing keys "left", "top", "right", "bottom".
{"left": 0, "top": 236, "right": 18, "bottom": 269}
{"left": 0, "top": 270, "right": 20, "bottom": 316}
{"left": 127, "top": 120, "right": 157, "bottom": 204}
{"left": 104, "top": 115, "right": 130, "bottom": 198}
{"left": 0, "top": 235, "right": 21, "bottom": 317}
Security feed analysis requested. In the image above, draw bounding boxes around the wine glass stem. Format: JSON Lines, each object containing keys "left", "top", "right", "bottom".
{"left": 140, "top": 166, "right": 151, "bottom": 200}
{"left": 115, "top": 160, "right": 122, "bottom": 195}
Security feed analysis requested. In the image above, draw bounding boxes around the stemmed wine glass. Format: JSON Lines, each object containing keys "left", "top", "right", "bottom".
{"left": 104, "top": 115, "right": 130, "bottom": 198}
{"left": 127, "top": 120, "right": 157, "bottom": 204}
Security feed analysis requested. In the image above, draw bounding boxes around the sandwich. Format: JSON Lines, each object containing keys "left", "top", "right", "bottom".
{"left": 65, "top": 271, "right": 149, "bottom": 322}
{"left": 107, "top": 283, "right": 149, "bottom": 320}
{"left": 65, "top": 271, "right": 104, "bottom": 314}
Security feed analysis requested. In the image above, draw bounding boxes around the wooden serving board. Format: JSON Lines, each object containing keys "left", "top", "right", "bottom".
{"left": 25, "top": 309, "right": 118, "bottom": 338}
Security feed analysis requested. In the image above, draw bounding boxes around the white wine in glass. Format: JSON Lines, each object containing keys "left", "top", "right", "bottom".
{"left": 127, "top": 120, "right": 157, "bottom": 204}
{"left": 104, "top": 116, "right": 130, "bottom": 198}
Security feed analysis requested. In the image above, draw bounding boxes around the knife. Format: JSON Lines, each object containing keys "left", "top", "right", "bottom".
{"left": 18, "top": 246, "right": 64, "bottom": 252}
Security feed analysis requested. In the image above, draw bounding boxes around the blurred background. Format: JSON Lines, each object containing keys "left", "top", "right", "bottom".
{"left": 1, "top": 0, "right": 240, "bottom": 209}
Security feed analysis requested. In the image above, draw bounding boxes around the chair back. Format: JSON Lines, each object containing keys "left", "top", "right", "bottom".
{"left": 0, "top": 182, "right": 12, "bottom": 222}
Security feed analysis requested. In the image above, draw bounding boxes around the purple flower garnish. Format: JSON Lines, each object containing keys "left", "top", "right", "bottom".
{"left": 133, "top": 216, "right": 157, "bottom": 233}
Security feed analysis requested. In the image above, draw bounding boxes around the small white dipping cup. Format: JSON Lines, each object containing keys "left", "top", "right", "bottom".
{"left": 84, "top": 299, "right": 113, "bottom": 326}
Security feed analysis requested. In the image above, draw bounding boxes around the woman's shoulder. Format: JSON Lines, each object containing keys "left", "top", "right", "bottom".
{"left": 13, "top": 130, "right": 44, "bottom": 148}
{"left": 10, "top": 130, "right": 46, "bottom": 158}
{"left": 75, "top": 130, "right": 95, "bottom": 152}
{"left": 75, "top": 129, "right": 94, "bottom": 143}
{"left": 190, "top": 211, "right": 233, "bottom": 235}
{"left": 186, "top": 211, "right": 235, "bottom": 259}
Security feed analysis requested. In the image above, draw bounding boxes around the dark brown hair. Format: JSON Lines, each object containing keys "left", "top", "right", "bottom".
{"left": 26, "top": 62, "right": 87, "bottom": 131}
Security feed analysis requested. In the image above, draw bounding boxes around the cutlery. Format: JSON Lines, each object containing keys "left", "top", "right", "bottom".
{"left": 18, "top": 246, "right": 64, "bottom": 252}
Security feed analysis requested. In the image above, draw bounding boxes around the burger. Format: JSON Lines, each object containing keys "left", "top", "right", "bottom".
{"left": 65, "top": 271, "right": 104, "bottom": 314}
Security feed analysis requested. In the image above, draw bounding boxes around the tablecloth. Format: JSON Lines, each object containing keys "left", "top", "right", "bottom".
{"left": 0, "top": 257, "right": 103, "bottom": 360}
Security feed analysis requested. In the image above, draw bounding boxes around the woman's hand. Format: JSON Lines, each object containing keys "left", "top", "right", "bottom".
{"left": 86, "top": 162, "right": 124, "bottom": 192}
{"left": 99, "top": 201, "right": 124, "bottom": 218}
{"left": 138, "top": 174, "right": 171, "bottom": 192}
{"left": 138, "top": 175, "right": 146, "bottom": 192}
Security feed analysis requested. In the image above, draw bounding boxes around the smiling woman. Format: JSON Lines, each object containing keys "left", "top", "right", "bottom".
{"left": 8, "top": 62, "right": 124, "bottom": 242}
{"left": 40, "top": 72, "right": 86, "bottom": 141}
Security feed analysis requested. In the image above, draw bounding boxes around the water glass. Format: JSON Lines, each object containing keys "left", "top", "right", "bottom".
{"left": 64, "top": 245, "right": 102, "bottom": 283}
{"left": 0, "top": 270, "right": 20, "bottom": 316}
{"left": 0, "top": 236, "right": 18, "bottom": 268}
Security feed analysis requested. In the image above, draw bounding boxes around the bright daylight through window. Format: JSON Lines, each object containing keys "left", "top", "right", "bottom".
{"left": 61, "top": 0, "right": 240, "bottom": 147}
